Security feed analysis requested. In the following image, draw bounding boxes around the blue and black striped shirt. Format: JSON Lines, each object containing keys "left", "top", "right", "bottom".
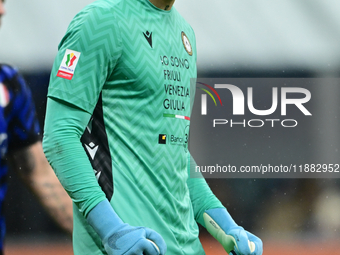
{"left": 0, "top": 64, "right": 40, "bottom": 252}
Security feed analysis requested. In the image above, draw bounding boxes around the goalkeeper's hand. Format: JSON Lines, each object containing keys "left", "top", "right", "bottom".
{"left": 87, "top": 200, "right": 167, "bottom": 255}
{"left": 203, "top": 208, "right": 263, "bottom": 255}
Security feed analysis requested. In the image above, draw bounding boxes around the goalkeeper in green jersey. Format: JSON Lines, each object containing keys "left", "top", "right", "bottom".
{"left": 43, "top": 0, "right": 263, "bottom": 254}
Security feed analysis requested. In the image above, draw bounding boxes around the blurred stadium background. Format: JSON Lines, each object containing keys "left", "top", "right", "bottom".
{"left": 1, "top": 0, "right": 340, "bottom": 254}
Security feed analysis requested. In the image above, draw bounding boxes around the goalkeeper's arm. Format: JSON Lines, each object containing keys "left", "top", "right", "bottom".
{"left": 43, "top": 98, "right": 166, "bottom": 255}
{"left": 187, "top": 154, "right": 263, "bottom": 255}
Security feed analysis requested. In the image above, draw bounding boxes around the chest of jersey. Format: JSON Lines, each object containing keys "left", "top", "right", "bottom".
{"left": 105, "top": 11, "right": 196, "bottom": 119}
{"left": 94, "top": 8, "right": 197, "bottom": 172}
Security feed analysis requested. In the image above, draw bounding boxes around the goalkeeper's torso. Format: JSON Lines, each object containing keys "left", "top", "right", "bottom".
{"left": 61, "top": 0, "right": 204, "bottom": 254}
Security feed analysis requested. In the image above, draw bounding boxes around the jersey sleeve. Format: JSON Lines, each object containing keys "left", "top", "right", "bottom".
{"left": 47, "top": 5, "right": 122, "bottom": 114}
{"left": 43, "top": 97, "right": 105, "bottom": 217}
{"left": 44, "top": 5, "right": 122, "bottom": 217}
{"left": 5, "top": 66, "right": 40, "bottom": 152}
{"left": 187, "top": 153, "right": 224, "bottom": 227}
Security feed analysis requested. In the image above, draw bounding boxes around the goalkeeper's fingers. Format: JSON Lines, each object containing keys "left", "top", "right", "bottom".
{"left": 228, "top": 228, "right": 253, "bottom": 255}
{"left": 133, "top": 238, "right": 159, "bottom": 255}
{"left": 245, "top": 231, "right": 263, "bottom": 255}
{"left": 144, "top": 227, "right": 167, "bottom": 254}
{"left": 230, "top": 229, "right": 262, "bottom": 255}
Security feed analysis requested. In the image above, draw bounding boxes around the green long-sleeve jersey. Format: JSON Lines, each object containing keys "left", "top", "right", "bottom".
{"left": 46, "top": 0, "right": 222, "bottom": 254}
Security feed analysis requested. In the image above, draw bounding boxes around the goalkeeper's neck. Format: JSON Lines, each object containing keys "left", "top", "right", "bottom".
{"left": 148, "top": 0, "right": 175, "bottom": 10}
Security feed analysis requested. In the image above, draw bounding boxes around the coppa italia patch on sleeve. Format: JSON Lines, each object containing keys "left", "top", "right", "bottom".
{"left": 56, "top": 49, "right": 81, "bottom": 80}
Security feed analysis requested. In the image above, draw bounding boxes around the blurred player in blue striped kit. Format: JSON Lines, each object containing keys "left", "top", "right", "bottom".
{"left": 0, "top": 0, "right": 72, "bottom": 253}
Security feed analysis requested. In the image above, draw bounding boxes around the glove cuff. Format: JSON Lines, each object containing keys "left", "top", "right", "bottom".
{"left": 204, "top": 207, "right": 238, "bottom": 233}
{"left": 87, "top": 199, "right": 124, "bottom": 240}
